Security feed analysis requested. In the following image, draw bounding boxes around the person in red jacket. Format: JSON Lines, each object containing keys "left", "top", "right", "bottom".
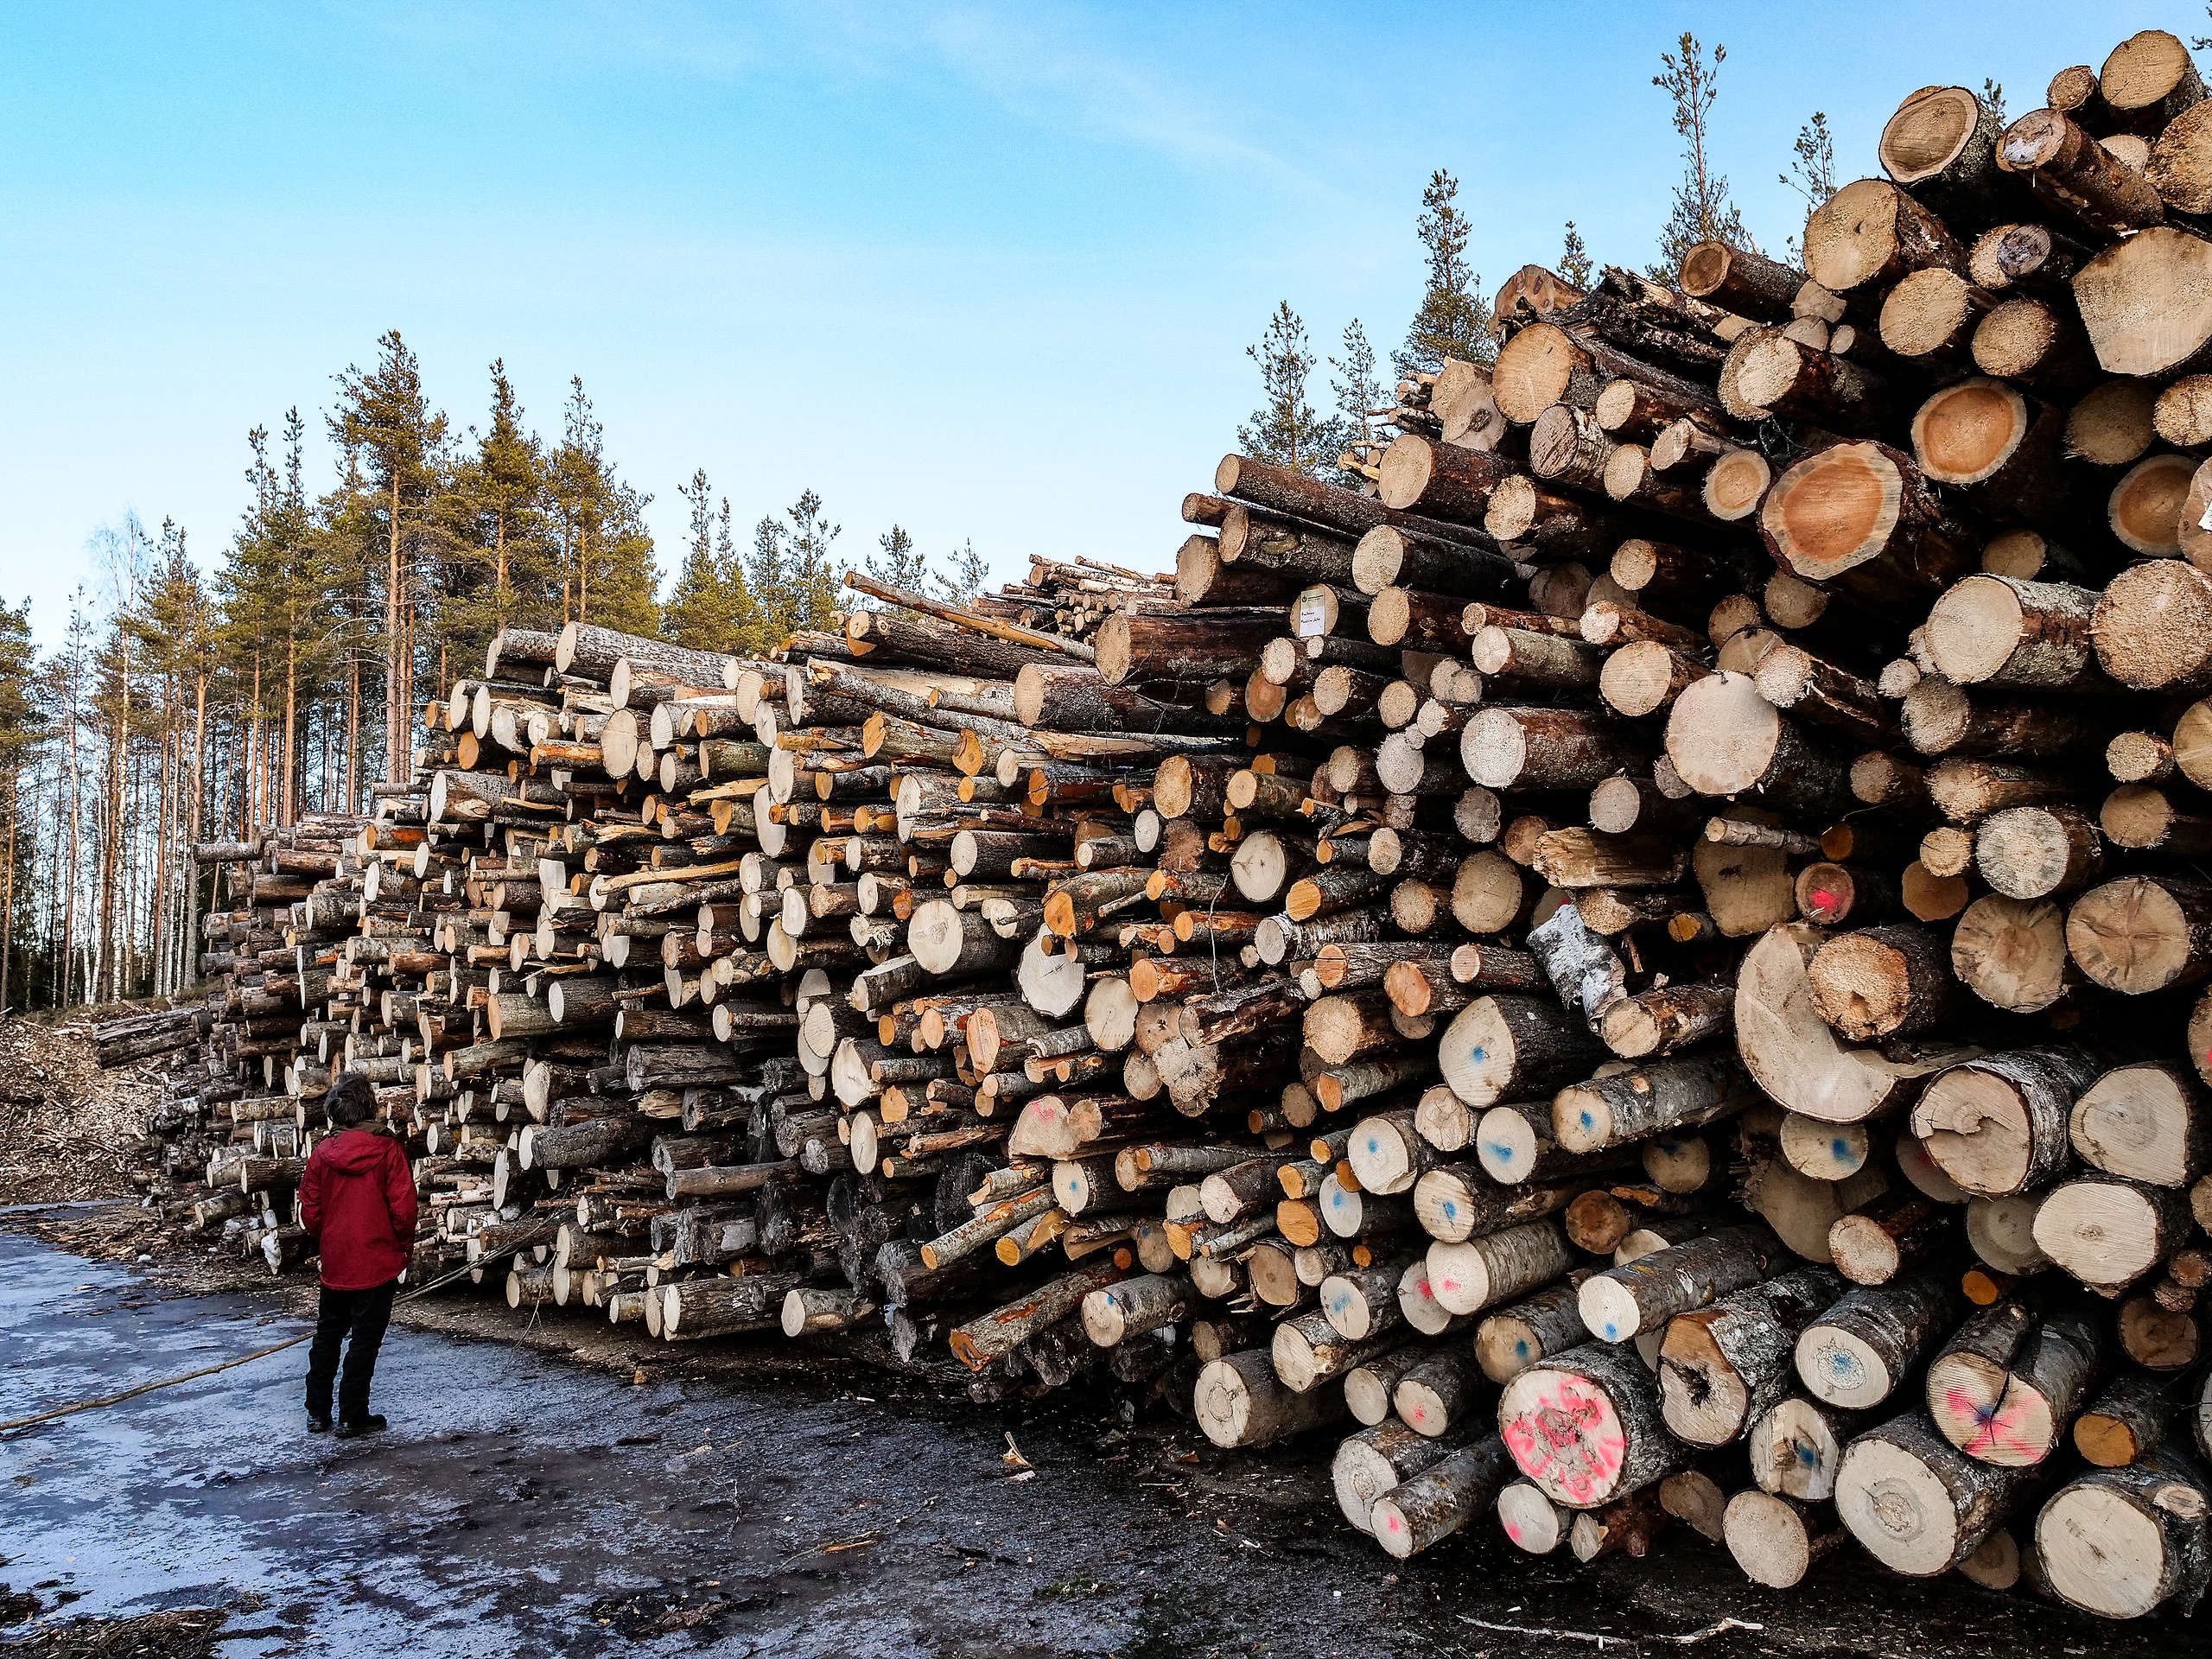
{"left": 299, "top": 1071, "right": 417, "bottom": 1438}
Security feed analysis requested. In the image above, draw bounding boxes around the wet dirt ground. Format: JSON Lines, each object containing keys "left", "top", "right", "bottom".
{"left": 0, "top": 1210, "right": 2202, "bottom": 1658}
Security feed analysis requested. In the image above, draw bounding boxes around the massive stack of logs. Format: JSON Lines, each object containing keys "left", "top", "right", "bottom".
{"left": 99, "top": 24, "right": 2212, "bottom": 1622}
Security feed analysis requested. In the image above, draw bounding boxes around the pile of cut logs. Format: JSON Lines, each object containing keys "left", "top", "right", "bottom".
{"left": 103, "top": 24, "right": 2212, "bottom": 1623}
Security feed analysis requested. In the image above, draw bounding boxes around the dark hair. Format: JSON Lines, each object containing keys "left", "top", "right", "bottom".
{"left": 323, "top": 1071, "right": 379, "bottom": 1128}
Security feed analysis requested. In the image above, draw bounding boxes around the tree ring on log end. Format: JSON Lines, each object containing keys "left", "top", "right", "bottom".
{"left": 1664, "top": 671, "right": 1781, "bottom": 796}
{"left": 1761, "top": 442, "right": 1904, "bottom": 581}
{"left": 2067, "top": 875, "right": 2198, "bottom": 993}
{"left": 1881, "top": 86, "right": 1985, "bottom": 181}
{"left": 2035, "top": 1484, "right": 2168, "bottom": 1618}
{"left": 1912, "top": 379, "right": 2028, "bottom": 486}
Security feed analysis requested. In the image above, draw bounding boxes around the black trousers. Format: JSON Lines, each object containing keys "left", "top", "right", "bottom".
{"left": 304, "top": 1279, "right": 397, "bottom": 1423}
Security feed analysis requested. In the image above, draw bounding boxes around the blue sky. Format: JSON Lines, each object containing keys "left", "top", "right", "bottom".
{"left": 3, "top": 1, "right": 2202, "bottom": 643}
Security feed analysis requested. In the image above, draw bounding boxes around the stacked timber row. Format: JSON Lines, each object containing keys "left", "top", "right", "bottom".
{"left": 95, "top": 22, "right": 2212, "bottom": 1621}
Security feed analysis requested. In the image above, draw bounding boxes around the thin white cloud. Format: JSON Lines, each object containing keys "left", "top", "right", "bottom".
{"left": 900, "top": 3, "right": 1332, "bottom": 195}
{"left": 343, "top": 0, "right": 1338, "bottom": 198}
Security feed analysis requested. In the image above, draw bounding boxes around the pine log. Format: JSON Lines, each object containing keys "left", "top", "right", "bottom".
{"left": 1680, "top": 240, "right": 1802, "bottom": 319}
{"left": 950, "top": 1260, "right": 1129, "bottom": 1370}
{"left": 1351, "top": 524, "right": 1518, "bottom": 599}
{"left": 2074, "top": 1369, "right": 2186, "bottom": 1467}
{"left": 1373, "top": 435, "right": 1524, "bottom": 523}
{"left": 1973, "top": 804, "right": 2102, "bottom": 899}
{"left": 1722, "top": 328, "right": 1890, "bottom": 435}
{"left": 1463, "top": 706, "right": 1650, "bottom": 791}
{"left": 1759, "top": 441, "right": 1980, "bottom": 607}
{"left": 1665, "top": 671, "right": 1849, "bottom": 818}
{"left": 1804, "top": 179, "right": 1965, "bottom": 294}
{"left": 1880, "top": 84, "right": 2015, "bottom": 221}
{"left": 1999, "top": 107, "right": 2167, "bottom": 235}
{"left": 2073, "top": 226, "right": 2212, "bottom": 377}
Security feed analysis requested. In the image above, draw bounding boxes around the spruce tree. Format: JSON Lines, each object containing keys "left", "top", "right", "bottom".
{"left": 667, "top": 467, "right": 728, "bottom": 646}
{"left": 1395, "top": 170, "right": 1493, "bottom": 375}
{"left": 1651, "top": 34, "right": 1751, "bottom": 282}
{"left": 712, "top": 496, "right": 760, "bottom": 650}
{"left": 1238, "top": 302, "right": 1338, "bottom": 476}
{"left": 666, "top": 469, "right": 760, "bottom": 649}
{"left": 745, "top": 513, "right": 791, "bottom": 650}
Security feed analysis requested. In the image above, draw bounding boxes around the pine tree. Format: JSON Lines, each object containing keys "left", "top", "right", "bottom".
{"left": 0, "top": 596, "right": 43, "bottom": 1011}
{"left": 131, "top": 529, "right": 215, "bottom": 988}
{"left": 1981, "top": 79, "right": 2006, "bottom": 124}
{"left": 1780, "top": 112, "right": 1837, "bottom": 211}
{"left": 1779, "top": 111, "right": 1838, "bottom": 262}
{"left": 783, "top": 491, "right": 842, "bottom": 633}
{"left": 1394, "top": 170, "right": 1493, "bottom": 376}
{"left": 265, "top": 410, "right": 330, "bottom": 824}
{"left": 867, "top": 525, "right": 930, "bottom": 592}
{"left": 448, "top": 361, "right": 550, "bottom": 646}
{"left": 1238, "top": 302, "right": 1338, "bottom": 476}
{"left": 1651, "top": 34, "right": 1751, "bottom": 282}
{"left": 1329, "top": 319, "right": 1386, "bottom": 490}
{"left": 216, "top": 428, "right": 283, "bottom": 831}
{"left": 932, "top": 540, "right": 990, "bottom": 607}
{"left": 549, "top": 378, "right": 605, "bottom": 625}
{"left": 328, "top": 330, "right": 449, "bottom": 782}
{"left": 589, "top": 480, "right": 663, "bottom": 637}
{"left": 546, "top": 378, "right": 658, "bottom": 635}
{"left": 1560, "top": 222, "right": 1595, "bottom": 289}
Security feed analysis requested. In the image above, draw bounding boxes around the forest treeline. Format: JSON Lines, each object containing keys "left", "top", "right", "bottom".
{"left": 2, "top": 29, "right": 1838, "bottom": 1014}
{"left": 0, "top": 340, "right": 984, "bottom": 1014}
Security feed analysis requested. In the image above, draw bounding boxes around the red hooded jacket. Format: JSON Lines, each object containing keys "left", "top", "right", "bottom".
{"left": 300, "top": 1128, "right": 418, "bottom": 1290}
